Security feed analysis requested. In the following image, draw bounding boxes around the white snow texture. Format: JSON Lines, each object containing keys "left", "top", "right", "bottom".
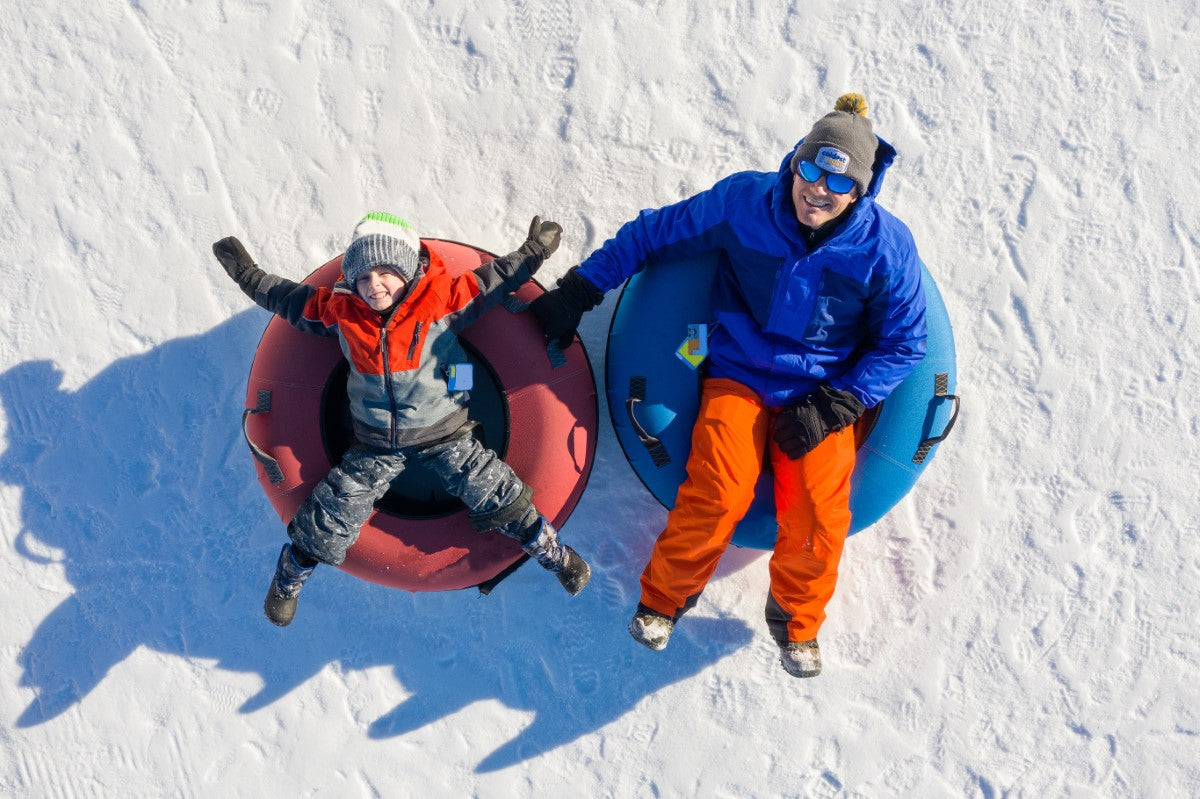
{"left": 2, "top": 1, "right": 1198, "bottom": 797}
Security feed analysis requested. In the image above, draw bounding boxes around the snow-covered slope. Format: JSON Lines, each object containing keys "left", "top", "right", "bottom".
{"left": 2, "top": 1, "right": 1197, "bottom": 795}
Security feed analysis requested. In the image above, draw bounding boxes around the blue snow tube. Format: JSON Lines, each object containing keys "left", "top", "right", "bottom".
{"left": 604, "top": 253, "right": 958, "bottom": 549}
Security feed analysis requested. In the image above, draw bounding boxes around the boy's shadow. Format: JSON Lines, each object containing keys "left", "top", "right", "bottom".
{"left": 0, "top": 310, "right": 753, "bottom": 766}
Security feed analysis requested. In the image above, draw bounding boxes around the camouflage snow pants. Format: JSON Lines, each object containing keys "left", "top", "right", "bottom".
{"left": 287, "top": 431, "right": 539, "bottom": 566}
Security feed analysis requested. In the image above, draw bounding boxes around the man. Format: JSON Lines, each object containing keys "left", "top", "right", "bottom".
{"left": 533, "top": 94, "right": 927, "bottom": 677}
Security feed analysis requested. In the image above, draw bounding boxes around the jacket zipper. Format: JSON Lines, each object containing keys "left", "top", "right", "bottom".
{"left": 380, "top": 316, "right": 398, "bottom": 447}
{"left": 381, "top": 320, "right": 423, "bottom": 449}
{"left": 406, "top": 321, "right": 423, "bottom": 362}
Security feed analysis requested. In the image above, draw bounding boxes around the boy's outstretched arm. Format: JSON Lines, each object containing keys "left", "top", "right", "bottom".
{"left": 445, "top": 217, "right": 563, "bottom": 334}
{"left": 213, "top": 236, "right": 271, "bottom": 300}
{"left": 212, "top": 236, "right": 336, "bottom": 337}
{"left": 474, "top": 216, "right": 561, "bottom": 296}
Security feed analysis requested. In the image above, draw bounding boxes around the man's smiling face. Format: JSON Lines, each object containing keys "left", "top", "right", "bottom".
{"left": 791, "top": 171, "right": 858, "bottom": 229}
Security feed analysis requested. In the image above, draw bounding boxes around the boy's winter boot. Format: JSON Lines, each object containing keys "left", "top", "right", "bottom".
{"left": 779, "top": 639, "right": 822, "bottom": 678}
{"left": 628, "top": 606, "right": 675, "bottom": 651}
{"left": 522, "top": 518, "right": 591, "bottom": 595}
{"left": 554, "top": 546, "right": 591, "bottom": 596}
{"left": 264, "top": 543, "right": 316, "bottom": 627}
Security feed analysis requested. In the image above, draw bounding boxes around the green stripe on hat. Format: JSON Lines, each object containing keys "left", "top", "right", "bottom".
{"left": 361, "top": 212, "right": 415, "bottom": 230}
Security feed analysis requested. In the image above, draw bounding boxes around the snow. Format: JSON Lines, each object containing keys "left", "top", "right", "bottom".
{"left": 2, "top": 1, "right": 1199, "bottom": 796}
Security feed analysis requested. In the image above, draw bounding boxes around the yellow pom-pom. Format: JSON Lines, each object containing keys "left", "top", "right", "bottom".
{"left": 834, "top": 92, "right": 868, "bottom": 117}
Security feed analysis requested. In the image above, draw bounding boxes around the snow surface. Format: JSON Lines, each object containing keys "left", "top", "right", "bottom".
{"left": 2, "top": 1, "right": 1199, "bottom": 796}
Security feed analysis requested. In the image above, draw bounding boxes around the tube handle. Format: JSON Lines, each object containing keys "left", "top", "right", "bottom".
{"left": 242, "top": 389, "right": 285, "bottom": 484}
{"left": 912, "top": 373, "right": 960, "bottom": 465}
{"left": 626, "top": 377, "right": 671, "bottom": 468}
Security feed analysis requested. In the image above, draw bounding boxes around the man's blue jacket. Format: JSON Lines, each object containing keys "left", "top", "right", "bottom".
{"left": 576, "top": 137, "right": 927, "bottom": 409}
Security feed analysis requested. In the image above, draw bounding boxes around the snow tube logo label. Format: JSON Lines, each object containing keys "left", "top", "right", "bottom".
{"left": 674, "top": 323, "right": 710, "bottom": 370}
{"left": 815, "top": 147, "right": 850, "bottom": 174}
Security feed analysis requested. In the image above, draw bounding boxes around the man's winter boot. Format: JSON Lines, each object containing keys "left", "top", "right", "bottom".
{"left": 264, "top": 543, "right": 316, "bottom": 627}
{"left": 522, "top": 518, "right": 591, "bottom": 595}
{"left": 628, "top": 606, "right": 675, "bottom": 651}
{"left": 779, "top": 639, "right": 822, "bottom": 678}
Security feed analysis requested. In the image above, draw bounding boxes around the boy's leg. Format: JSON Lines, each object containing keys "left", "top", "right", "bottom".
{"left": 637, "top": 378, "right": 769, "bottom": 622}
{"left": 263, "top": 543, "right": 317, "bottom": 627}
{"left": 286, "top": 444, "right": 408, "bottom": 566}
{"left": 763, "top": 424, "right": 856, "bottom": 670}
{"left": 518, "top": 517, "right": 591, "bottom": 595}
{"left": 416, "top": 431, "right": 589, "bottom": 594}
{"left": 265, "top": 444, "right": 407, "bottom": 625}
{"left": 415, "top": 429, "right": 530, "bottom": 531}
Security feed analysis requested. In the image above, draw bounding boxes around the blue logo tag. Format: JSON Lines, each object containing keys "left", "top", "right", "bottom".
{"left": 815, "top": 147, "right": 850, "bottom": 174}
{"left": 445, "top": 363, "right": 473, "bottom": 392}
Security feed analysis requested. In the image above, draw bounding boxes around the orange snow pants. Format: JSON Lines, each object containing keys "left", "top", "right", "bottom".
{"left": 638, "top": 378, "right": 856, "bottom": 643}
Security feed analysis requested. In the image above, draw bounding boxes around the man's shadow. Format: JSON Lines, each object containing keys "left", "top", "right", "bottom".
{"left": 1, "top": 310, "right": 753, "bottom": 767}
{"left": 364, "top": 442, "right": 760, "bottom": 772}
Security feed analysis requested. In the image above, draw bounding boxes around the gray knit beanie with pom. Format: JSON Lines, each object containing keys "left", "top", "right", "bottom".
{"left": 789, "top": 93, "right": 878, "bottom": 195}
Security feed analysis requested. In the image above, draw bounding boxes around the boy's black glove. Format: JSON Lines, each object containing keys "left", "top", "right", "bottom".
{"left": 529, "top": 267, "right": 604, "bottom": 349}
{"left": 520, "top": 215, "right": 563, "bottom": 264}
{"left": 213, "top": 236, "right": 255, "bottom": 281}
{"left": 773, "top": 385, "right": 866, "bottom": 460}
{"left": 212, "top": 236, "right": 266, "bottom": 299}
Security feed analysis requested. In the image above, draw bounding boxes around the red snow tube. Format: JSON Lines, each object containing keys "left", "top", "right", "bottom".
{"left": 241, "top": 239, "right": 598, "bottom": 591}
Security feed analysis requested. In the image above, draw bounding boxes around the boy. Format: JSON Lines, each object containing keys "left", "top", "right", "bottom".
{"left": 213, "top": 213, "right": 590, "bottom": 626}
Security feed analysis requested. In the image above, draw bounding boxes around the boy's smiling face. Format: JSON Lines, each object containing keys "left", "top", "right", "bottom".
{"left": 355, "top": 266, "right": 408, "bottom": 311}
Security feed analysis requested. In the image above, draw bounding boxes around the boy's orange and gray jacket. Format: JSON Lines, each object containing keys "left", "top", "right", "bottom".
{"left": 239, "top": 241, "right": 544, "bottom": 449}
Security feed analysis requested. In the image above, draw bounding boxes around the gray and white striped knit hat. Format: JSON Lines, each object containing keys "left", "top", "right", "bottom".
{"left": 341, "top": 212, "right": 422, "bottom": 287}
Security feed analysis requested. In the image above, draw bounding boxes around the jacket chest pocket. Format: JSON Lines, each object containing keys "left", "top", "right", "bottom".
{"left": 389, "top": 320, "right": 425, "bottom": 370}
{"left": 802, "top": 269, "right": 867, "bottom": 343}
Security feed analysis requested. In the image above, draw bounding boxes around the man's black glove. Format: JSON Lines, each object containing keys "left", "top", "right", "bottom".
{"left": 773, "top": 384, "right": 866, "bottom": 460}
{"left": 519, "top": 215, "right": 563, "bottom": 265}
{"left": 212, "top": 236, "right": 266, "bottom": 300}
{"left": 528, "top": 266, "right": 604, "bottom": 349}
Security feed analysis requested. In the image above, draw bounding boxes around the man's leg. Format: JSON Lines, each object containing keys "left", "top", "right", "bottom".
{"left": 764, "top": 424, "right": 856, "bottom": 673}
{"left": 637, "top": 378, "right": 769, "bottom": 627}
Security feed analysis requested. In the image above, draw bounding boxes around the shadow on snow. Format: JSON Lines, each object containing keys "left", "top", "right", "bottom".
{"left": 0, "top": 310, "right": 755, "bottom": 769}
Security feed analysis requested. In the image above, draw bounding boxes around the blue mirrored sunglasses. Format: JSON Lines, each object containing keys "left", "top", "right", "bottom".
{"left": 795, "top": 160, "right": 857, "bottom": 195}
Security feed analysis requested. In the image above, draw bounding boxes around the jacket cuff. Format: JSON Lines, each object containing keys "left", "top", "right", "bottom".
{"left": 558, "top": 267, "right": 604, "bottom": 310}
